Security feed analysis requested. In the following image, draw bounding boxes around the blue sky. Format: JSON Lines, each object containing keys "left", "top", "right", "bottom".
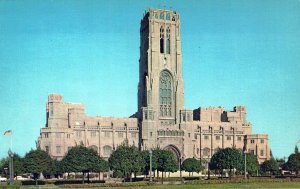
{"left": 0, "top": 0, "right": 299, "bottom": 159}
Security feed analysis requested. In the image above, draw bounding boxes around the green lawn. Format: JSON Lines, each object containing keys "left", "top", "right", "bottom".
{"left": 157, "top": 182, "right": 300, "bottom": 189}
{"left": 19, "top": 182, "right": 300, "bottom": 189}
{"left": 15, "top": 181, "right": 300, "bottom": 189}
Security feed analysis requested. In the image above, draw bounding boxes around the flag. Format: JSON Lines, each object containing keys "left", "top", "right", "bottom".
{"left": 3, "top": 130, "right": 12, "bottom": 135}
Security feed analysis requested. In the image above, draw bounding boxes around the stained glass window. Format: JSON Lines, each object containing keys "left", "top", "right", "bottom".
{"left": 159, "top": 71, "right": 172, "bottom": 117}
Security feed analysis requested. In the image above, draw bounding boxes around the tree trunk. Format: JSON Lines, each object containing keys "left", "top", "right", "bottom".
{"left": 82, "top": 171, "right": 85, "bottom": 184}
{"left": 130, "top": 172, "right": 132, "bottom": 182}
{"left": 157, "top": 170, "right": 159, "bottom": 180}
{"left": 34, "top": 173, "right": 38, "bottom": 186}
{"left": 161, "top": 171, "right": 163, "bottom": 184}
{"left": 87, "top": 171, "right": 90, "bottom": 183}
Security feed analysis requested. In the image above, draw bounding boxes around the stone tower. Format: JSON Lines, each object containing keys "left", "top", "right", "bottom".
{"left": 138, "top": 9, "right": 185, "bottom": 156}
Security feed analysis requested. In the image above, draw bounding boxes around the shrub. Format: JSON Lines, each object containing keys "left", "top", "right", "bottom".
{"left": 21, "top": 180, "right": 46, "bottom": 185}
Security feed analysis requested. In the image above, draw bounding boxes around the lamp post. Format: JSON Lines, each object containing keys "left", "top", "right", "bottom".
{"left": 197, "top": 126, "right": 201, "bottom": 179}
{"left": 8, "top": 149, "right": 14, "bottom": 184}
{"left": 207, "top": 155, "right": 210, "bottom": 180}
{"left": 244, "top": 150, "right": 247, "bottom": 179}
{"left": 149, "top": 150, "right": 152, "bottom": 182}
{"left": 179, "top": 157, "right": 183, "bottom": 183}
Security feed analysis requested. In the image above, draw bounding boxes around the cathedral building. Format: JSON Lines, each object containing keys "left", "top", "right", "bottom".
{"left": 38, "top": 9, "right": 270, "bottom": 164}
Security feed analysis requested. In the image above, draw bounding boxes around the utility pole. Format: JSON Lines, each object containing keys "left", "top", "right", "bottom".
{"left": 244, "top": 150, "right": 247, "bottom": 179}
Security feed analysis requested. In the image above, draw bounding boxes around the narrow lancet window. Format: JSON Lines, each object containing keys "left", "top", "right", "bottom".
{"left": 160, "top": 12, "right": 164, "bottom": 19}
{"left": 160, "top": 26, "right": 164, "bottom": 53}
{"left": 166, "top": 27, "right": 170, "bottom": 54}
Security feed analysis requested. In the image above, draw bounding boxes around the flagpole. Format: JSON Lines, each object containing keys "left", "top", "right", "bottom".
{"left": 10, "top": 134, "right": 12, "bottom": 151}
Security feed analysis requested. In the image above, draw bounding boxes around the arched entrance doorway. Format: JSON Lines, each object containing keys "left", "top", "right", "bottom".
{"left": 163, "top": 145, "right": 181, "bottom": 164}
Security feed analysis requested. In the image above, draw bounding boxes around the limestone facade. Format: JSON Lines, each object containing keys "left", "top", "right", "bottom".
{"left": 37, "top": 9, "right": 270, "bottom": 164}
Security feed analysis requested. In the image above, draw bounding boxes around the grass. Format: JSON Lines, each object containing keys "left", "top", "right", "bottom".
{"left": 15, "top": 181, "right": 300, "bottom": 189}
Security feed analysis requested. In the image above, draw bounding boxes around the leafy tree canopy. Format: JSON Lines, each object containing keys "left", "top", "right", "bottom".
{"left": 295, "top": 145, "right": 299, "bottom": 154}
{"left": 210, "top": 148, "right": 243, "bottom": 172}
{"left": 23, "top": 148, "right": 55, "bottom": 179}
{"left": 181, "top": 158, "right": 204, "bottom": 174}
{"left": 245, "top": 153, "right": 259, "bottom": 176}
{"left": 0, "top": 153, "right": 25, "bottom": 176}
{"left": 61, "top": 145, "right": 108, "bottom": 173}
{"left": 260, "top": 158, "right": 279, "bottom": 175}
{"left": 108, "top": 144, "right": 144, "bottom": 180}
{"left": 157, "top": 150, "right": 177, "bottom": 173}
{"left": 286, "top": 152, "right": 300, "bottom": 175}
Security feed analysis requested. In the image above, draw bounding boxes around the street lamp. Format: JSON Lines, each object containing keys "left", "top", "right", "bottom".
{"left": 149, "top": 150, "right": 152, "bottom": 182}
{"left": 179, "top": 157, "right": 183, "bottom": 184}
{"left": 207, "top": 155, "right": 210, "bottom": 180}
{"left": 197, "top": 126, "right": 202, "bottom": 180}
{"left": 244, "top": 149, "right": 247, "bottom": 179}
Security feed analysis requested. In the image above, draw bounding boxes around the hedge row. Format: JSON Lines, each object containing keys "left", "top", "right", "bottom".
{"left": 62, "top": 181, "right": 152, "bottom": 188}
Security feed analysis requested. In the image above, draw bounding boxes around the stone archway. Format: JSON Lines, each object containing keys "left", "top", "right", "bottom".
{"left": 163, "top": 144, "right": 181, "bottom": 164}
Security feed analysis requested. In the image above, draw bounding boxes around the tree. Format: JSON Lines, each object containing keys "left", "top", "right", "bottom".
{"left": 157, "top": 150, "right": 177, "bottom": 183}
{"left": 0, "top": 153, "right": 25, "bottom": 178}
{"left": 295, "top": 146, "right": 299, "bottom": 154}
{"left": 181, "top": 158, "right": 204, "bottom": 176}
{"left": 53, "top": 160, "right": 66, "bottom": 179}
{"left": 245, "top": 153, "right": 259, "bottom": 176}
{"left": 285, "top": 152, "right": 300, "bottom": 175}
{"left": 260, "top": 158, "right": 279, "bottom": 176}
{"left": 210, "top": 148, "right": 243, "bottom": 179}
{"left": 141, "top": 148, "right": 160, "bottom": 178}
{"left": 108, "top": 144, "right": 144, "bottom": 182}
{"left": 61, "top": 145, "right": 108, "bottom": 183}
{"left": 23, "top": 148, "right": 55, "bottom": 184}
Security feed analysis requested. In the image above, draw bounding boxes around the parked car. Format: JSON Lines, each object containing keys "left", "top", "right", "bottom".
{"left": 14, "top": 176, "right": 29, "bottom": 181}
{"left": 0, "top": 176, "right": 7, "bottom": 182}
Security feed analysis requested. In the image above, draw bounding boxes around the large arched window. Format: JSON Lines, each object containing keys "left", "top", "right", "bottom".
{"left": 159, "top": 70, "right": 172, "bottom": 117}
{"left": 160, "top": 26, "right": 164, "bottom": 53}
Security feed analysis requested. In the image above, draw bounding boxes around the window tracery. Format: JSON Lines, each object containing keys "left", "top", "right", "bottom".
{"left": 159, "top": 70, "right": 172, "bottom": 117}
